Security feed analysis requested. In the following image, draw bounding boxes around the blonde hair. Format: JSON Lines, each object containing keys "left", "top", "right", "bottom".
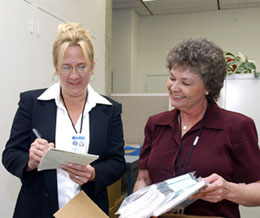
{"left": 52, "top": 23, "right": 94, "bottom": 72}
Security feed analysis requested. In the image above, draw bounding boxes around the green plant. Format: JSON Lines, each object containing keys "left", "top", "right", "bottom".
{"left": 224, "top": 51, "right": 260, "bottom": 78}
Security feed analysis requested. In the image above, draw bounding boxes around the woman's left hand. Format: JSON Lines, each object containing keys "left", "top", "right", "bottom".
{"left": 191, "top": 173, "right": 229, "bottom": 203}
{"left": 61, "top": 163, "right": 95, "bottom": 185}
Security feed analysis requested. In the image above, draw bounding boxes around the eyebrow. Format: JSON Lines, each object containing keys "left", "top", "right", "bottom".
{"left": 62, "top": 63, "right": 86, "bottom": 66}
{"left": 182, "top": 77, "right": 193, "bottom": 80}
{"left": 170, "top": 74, "right": 193, "bottom": 81}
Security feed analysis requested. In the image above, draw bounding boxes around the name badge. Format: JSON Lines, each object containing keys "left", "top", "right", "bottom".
{"left": 71, "top": 135, "right": 86, "bottom": 154}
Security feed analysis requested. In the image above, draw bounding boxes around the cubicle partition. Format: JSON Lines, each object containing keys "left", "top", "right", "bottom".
{"left": 111, "top": 93, "right": 170, "bottom": 195}
{"left": 111, "top": 93, "right": 170, "bottom": 145}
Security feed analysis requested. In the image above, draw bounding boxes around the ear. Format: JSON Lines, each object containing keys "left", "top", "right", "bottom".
{"left": 204, "top": 87, "right": 209, "bottom": 95}
{"left": 90, "top": 61, "right": 95, "bottom": 74}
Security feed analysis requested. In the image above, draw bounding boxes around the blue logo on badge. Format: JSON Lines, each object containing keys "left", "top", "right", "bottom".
{"left": 72, "top": 136, "right": 85, "bottom": 140}
{"left": 72, "top": 141, "right": 78, "bottom": 146}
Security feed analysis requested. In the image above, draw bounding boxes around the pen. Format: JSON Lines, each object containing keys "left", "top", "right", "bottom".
{"left": 32, "top": 128, "right": 42, "bottom": 138}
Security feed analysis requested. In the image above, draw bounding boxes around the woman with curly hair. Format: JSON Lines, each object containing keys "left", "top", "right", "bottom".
{"left": 134, "top": 37, "right": 260, "bottom": 218}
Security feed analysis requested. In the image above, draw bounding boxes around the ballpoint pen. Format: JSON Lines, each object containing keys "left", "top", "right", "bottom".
{"left": 32, "top": 128, "right": 42, "bottom": 138}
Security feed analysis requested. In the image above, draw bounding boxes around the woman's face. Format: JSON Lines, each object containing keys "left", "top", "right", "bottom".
{"left": 167, "top": 65, "right": 208, "bottom": 112}
{"left": 57, "top": 45, "right": 94, "bottom": 98}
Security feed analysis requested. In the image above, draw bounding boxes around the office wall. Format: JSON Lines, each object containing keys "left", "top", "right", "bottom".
{"left": 0, "top": 0, "right": 109, "bottom": 217}
{"left": 112, "top": 9, "right": 141, "bottom": 93}
{"left": 112, "top": 9, "right": 132, "bottom": 93}
{"left": 112, "top": 7, "right": 260, "bottom": 93}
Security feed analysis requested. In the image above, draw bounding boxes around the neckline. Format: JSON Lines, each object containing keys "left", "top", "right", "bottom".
{"left": 60, "top": 88, "right": 87, "bottom": 134}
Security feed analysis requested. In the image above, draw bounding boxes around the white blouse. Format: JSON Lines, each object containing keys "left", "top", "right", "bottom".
{"left": 38, "top": 82, "right": 112, "bottom": 208}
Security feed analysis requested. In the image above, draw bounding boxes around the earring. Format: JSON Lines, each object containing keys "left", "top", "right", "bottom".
{"left": 205, "top": 91, "right": 209, "bottom": 95}
{"left": 52, "top": 72, "right": 59, "bottom": 82}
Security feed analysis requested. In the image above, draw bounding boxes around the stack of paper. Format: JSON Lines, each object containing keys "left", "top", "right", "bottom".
{"left": 116, "top": 172, "right": 207, "bottom": 218}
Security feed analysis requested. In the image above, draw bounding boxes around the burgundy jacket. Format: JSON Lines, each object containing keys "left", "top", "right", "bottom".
{"left": 139, "top": 103, "right": 260, "bottom": 218}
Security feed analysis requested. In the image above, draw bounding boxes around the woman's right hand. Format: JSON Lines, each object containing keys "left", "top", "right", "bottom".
{"left": 27, "top": 138, "right": 54, "bottom": 171}
{"left": 133, "top": 169, "right": 151, "bottom": 192}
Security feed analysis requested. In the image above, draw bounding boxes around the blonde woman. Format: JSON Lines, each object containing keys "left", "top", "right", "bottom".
{"left": 2, "top": 23, "right": 126, "bottom": 218}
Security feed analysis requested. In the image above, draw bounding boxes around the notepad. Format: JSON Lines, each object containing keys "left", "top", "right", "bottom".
{"left": 38, "top": 148, "right": 99, "bottom": 171}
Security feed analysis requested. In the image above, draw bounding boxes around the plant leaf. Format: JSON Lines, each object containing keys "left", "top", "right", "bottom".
{"left": 224, "top": 51, "right": 258, "bottom": 78}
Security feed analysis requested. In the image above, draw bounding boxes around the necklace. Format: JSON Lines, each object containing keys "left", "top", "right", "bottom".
{"left": 180, "top": 112, "right": 194, "bottom": 131}
{"left": 183, "top": 125, "right": 188, "bottom": 130}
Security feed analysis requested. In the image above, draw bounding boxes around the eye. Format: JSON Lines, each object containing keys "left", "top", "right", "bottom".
{"left": 61, "top": 65, "right": 72, "bottom": 72}
{"left": 76, "top": 64, "right": 87, "bottom": 72}
{"left": 183, "top": 81, "right": 192, "bottom": 86}
{"left": 169, "top": 76, "right": 176, "bottom": 81}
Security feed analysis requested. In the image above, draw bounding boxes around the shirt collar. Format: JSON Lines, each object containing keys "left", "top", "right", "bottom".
{"left": 37, "top": 83, "right": 112, "bottom": 108}
{"left": 154, "top": 103, "right": 224, "bottom": 130}
{"left": 37, "top": 82, "right": 60, "bottom": 105}
{"left": 155, "top": 110, "right": 178, "bottom": 126}
{"left": 203, "top": 102, "right": 224, "bottom": 130}
{"left": 87, "top": 84, "right": 112, "bottom": 106}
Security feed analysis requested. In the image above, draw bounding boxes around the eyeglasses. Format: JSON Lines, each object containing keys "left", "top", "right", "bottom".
{"left": 59, "top": 64, "right": 88, "bottom": 74}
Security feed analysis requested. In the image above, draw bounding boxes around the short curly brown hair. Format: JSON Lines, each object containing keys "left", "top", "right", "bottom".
{"left": 166, "top": 37, "right": 227, "bottom": 103}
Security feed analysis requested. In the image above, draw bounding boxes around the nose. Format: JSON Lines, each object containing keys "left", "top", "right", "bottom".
{"left": 69, "top": 67, "right": 80, "bottom": 78}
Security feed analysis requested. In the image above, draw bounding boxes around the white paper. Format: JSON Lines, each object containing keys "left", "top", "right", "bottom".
{"left": 38, "top": 148, "right": 98, "bottom": 171}
{"left": 116, "top": 172, "right": 207, "bottom": 218}
{"left": 152, "top": 180, "right": 206, "bottom": 216}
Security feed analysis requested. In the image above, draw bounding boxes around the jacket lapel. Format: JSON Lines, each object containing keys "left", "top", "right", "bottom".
{"left": 89, "top": 104, "right": 109, "bottom": 155}
{"left": 36, "top": 99, "right": 59, "bottom": 211}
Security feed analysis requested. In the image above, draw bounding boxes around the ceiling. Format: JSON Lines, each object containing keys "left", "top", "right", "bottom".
{"left": 112, "top": 0, "right": 260, "bottom": 16}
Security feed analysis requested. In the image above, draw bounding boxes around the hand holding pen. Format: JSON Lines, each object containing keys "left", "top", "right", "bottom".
{"left": 27, "top": 128, "right": 54, "bottom": 171}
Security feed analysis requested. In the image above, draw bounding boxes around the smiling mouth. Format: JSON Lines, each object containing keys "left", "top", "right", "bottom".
{"left": 69, "top": 81, "right": 80, "bottom": 86}
{"left": 173, "top": 95, "right": 184, "bottom": 99}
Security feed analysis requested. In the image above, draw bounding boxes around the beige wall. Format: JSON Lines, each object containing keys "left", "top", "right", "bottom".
{"left": 112, "top": 7, "right": 260, "bottom": 93}
{"left": 112, "top": 9, "right": 133, "bottom": 93}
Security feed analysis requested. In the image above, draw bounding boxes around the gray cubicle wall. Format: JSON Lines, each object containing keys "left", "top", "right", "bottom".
{"left": 111, "top": 94, "right": 169, "bottom": 145}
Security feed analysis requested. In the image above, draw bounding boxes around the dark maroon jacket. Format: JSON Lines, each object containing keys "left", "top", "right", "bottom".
{"left": 139, "top": 103, "right": 260, "bottom": 218}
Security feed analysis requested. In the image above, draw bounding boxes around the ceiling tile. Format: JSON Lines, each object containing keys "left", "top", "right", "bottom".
{"left": 112, "top": 0, "right": 260, "bottom": 16}
{"left": 220, "top": 0, "right": 260, "bottom": 10}
{"left": 144, "top": 0, "right": 218, "bottom": 15}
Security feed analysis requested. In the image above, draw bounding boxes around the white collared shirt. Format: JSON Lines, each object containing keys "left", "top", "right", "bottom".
{"left": 38, "top": 82, "right": 112, "bottom": 208}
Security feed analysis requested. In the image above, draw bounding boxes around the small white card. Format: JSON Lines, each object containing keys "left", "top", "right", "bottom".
{"left": 38, "top": 148, "right": 98, "bottom": 171}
